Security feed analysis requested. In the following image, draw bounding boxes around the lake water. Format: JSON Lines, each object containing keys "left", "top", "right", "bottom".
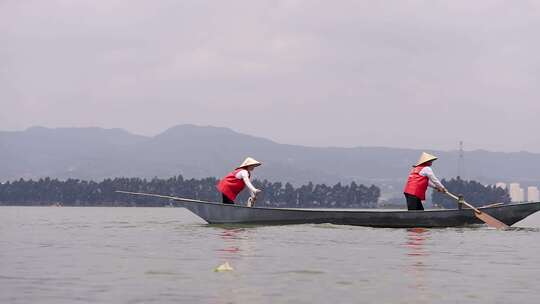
{"left": 1, "top": 206, "right": 540, "bottom": 304}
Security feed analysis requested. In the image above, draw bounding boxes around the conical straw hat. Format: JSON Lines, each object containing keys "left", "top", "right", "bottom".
{"left": 415, "top": 152, "right": 438, "bottom": 167}
{"left": 237, "top": 157, "right": 262, "bottom": 169}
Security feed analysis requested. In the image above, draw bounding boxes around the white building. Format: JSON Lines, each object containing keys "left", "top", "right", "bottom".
{"left": 527, "top": 186, "right": 540, "bottom": 202}
{"left": 509, "top": 183, "right": 524, "bottom": 202}
{"left": 495, "top": 182, "right": 507, "bottom": 190}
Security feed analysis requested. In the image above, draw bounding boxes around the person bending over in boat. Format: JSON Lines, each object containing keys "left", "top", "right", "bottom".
{"left": 403, "top": 152, "right": 447, "bottom": 211}
{"left": 217, "top": 157, "right": 262, "bottom": 205}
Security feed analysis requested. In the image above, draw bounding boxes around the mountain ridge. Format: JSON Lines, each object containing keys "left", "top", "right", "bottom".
{"left": 1, "top": 125, "right": 539, "bottom": 192}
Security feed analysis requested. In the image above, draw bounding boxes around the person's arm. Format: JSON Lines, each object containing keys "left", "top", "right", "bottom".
{"left": 236, "top": 170, "right": 260, "bottom": 196}
{"left": 420, "top": 167, "right": 446, "bottom": 191}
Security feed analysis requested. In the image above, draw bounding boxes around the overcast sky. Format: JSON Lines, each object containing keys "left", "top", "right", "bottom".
{"left": 1, "top": 0, "right": 539, "bottom": 152}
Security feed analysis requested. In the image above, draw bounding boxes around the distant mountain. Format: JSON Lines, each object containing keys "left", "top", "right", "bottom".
{"left": 1, "top": 125, "right": 540, "bottom": 192}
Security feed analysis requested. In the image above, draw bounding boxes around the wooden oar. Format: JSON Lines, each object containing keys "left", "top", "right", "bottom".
{"left": 115, "top": 190, "right": 209, "bottom": 203}
{"left": 480, "top": 202, "right": 505, "bottom": 208}
{"left": 446, "top": 192, "right": 509, "bottom": 229}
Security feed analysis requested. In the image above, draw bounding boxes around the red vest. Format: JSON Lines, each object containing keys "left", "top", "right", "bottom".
{"left": 403, "top": 165, "right": 429, "bottom": 200}
{"left": 217, "top": 169, "right": 249, "bottom": 201}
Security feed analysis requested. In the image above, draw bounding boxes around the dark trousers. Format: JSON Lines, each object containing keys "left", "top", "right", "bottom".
{"left": 404, "top": 193, "right": 424, "bottom": 211}
{"left": 222, "top": 194, "right": 234, "bottom": 205}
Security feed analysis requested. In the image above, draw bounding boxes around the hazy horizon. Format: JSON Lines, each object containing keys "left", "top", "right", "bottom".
{"left": 2, "top": 1, "right": 539, "bottom": 152}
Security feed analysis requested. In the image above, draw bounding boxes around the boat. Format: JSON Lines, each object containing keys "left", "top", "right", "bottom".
{"left": 117, "top": 191, "right": 540, "bottom": 228}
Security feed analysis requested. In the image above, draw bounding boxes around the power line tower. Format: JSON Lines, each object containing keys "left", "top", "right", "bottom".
{"left": 457, "top": 141, "right": 464, "bottom": 180}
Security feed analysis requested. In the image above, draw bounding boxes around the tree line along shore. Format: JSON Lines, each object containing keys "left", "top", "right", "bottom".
{"left": 0, "top": 176, "right": 509, "bottom": 208}
{"left": 0, "top": 175, "right": 380, "bottom": 208}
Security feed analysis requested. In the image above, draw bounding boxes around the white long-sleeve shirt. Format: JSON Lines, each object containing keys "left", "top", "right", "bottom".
{"left": 235, "top": 169, "right": 258, "bottom": 195}
{"left": 419, "top": 166, "right": 445, "bottom": 189}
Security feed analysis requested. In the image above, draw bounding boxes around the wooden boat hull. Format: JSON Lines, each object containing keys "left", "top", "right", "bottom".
{"left": 117, "top": 191, "right": 540, "bottom": 228}
{"left": 173, "top": 198, "right": 540, "bottom": 228}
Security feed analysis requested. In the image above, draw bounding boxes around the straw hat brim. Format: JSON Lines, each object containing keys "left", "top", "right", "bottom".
{"left": 237, "top": 157, "right": 262, "bottom": 169}
{"left": 414, "top": 152, "right": 438, "bottom": 167}
{"left": 238, "top": 163, "right": 261, "bottom": 169}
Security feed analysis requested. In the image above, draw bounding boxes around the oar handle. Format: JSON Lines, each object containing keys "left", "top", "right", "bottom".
{"left": 445, "top": 191, "right": 481, "bottom": 213}
{"left": 445, "top": 192, "right": 459, "bottom": 200}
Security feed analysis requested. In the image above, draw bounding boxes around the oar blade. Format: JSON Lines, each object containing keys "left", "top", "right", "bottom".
{"left": 446, "top": 192, "right": 509, "bottom": 229}
{"left": 474, "top": 210, "right": 509, "bottom": 229}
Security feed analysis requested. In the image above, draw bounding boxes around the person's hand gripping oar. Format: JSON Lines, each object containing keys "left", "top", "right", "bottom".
{"left": 445, "top": 191, "right": 509, "bottom": 229}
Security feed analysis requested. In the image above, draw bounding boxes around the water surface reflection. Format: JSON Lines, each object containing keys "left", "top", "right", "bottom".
{"left": 404, "top": 228, "right": 431, "bottom": 303}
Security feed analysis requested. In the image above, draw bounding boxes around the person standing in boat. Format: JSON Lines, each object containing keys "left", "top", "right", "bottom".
{"left": 217, "top": 157, "right": 262, "bottom": 205}
{"left": 403, "top": 152, "right": 447, "bottom": 211}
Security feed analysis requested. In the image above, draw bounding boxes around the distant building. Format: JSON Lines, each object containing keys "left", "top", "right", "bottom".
{"left": 509, "top": 183, "right": 524, "bottom": 202}
{"left": 527, "top": 186, "right": 540, "bottom": 202}
{"left": 495, "top": 182, "right": 507, "bottom": 190}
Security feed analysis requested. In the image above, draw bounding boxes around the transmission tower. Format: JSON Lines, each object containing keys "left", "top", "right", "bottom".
{"left": 457, "top": 141, "right": 464, "bottom": 179}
